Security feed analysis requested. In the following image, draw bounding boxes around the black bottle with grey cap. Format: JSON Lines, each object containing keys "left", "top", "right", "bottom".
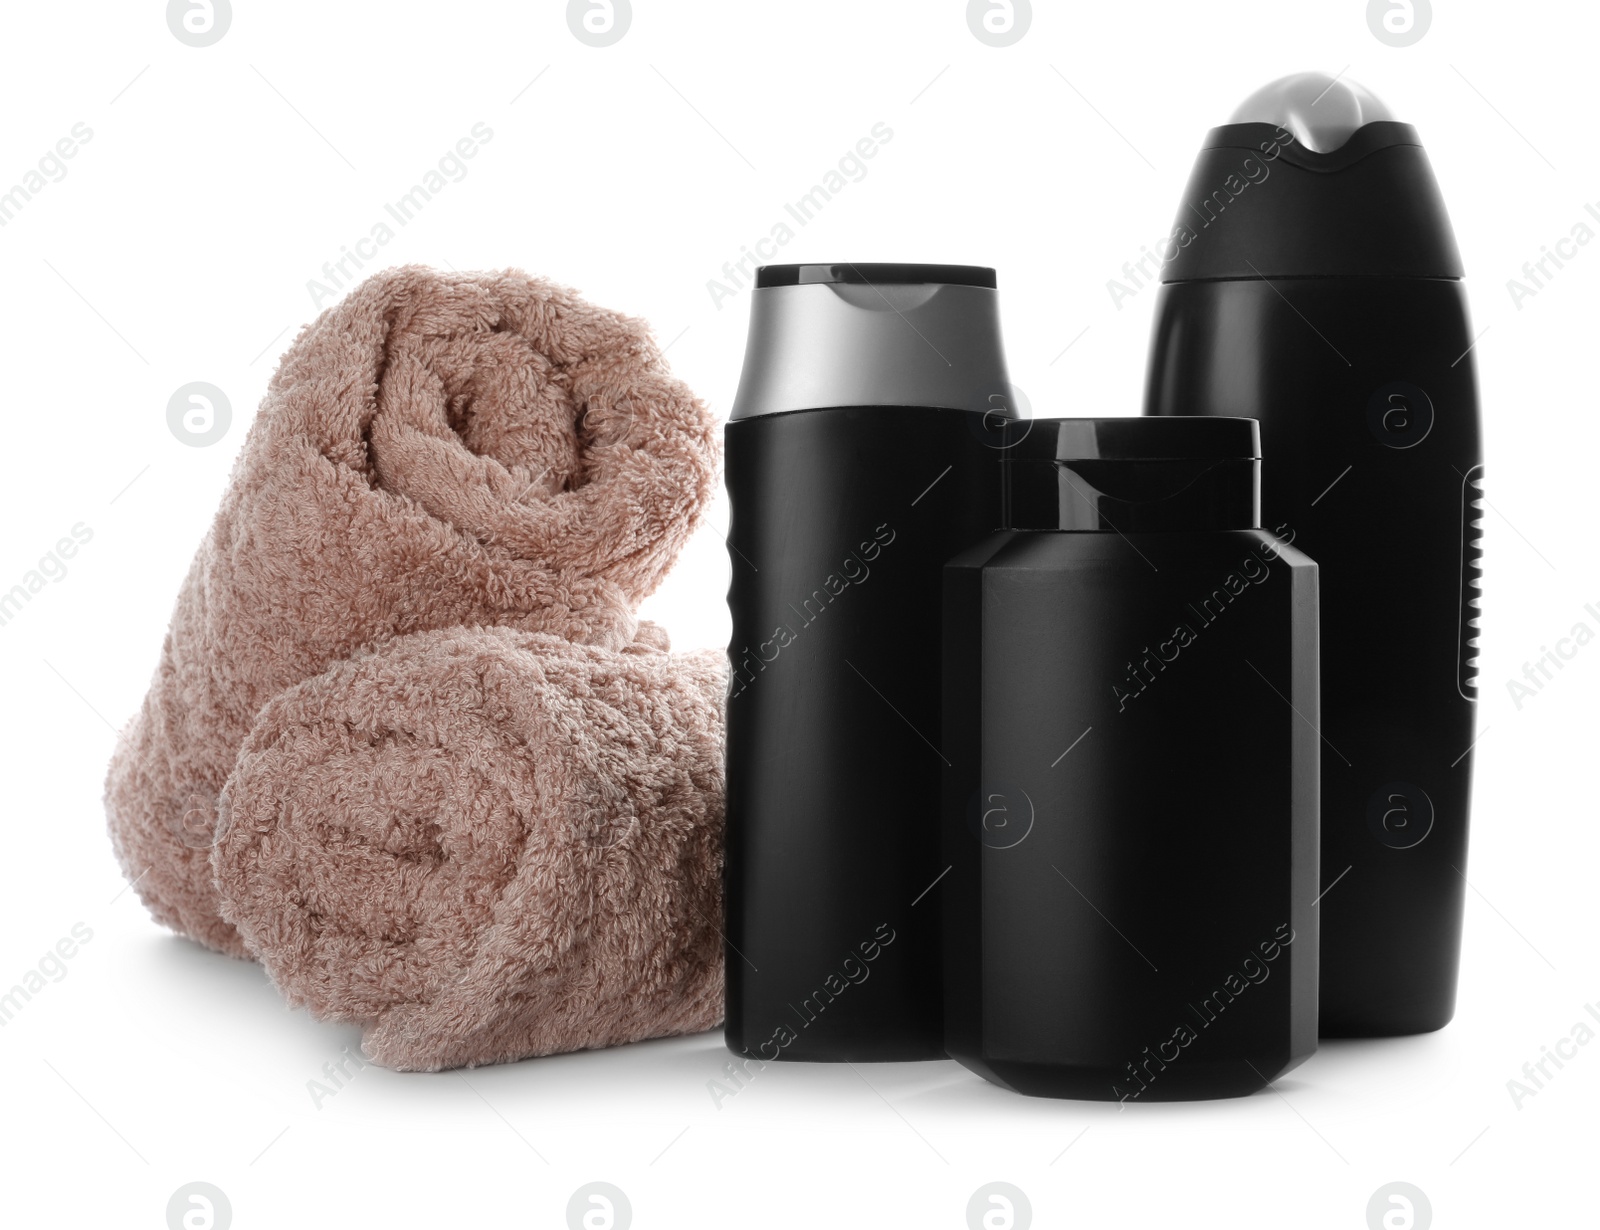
{"left": 724, "top": 262, "right": 1015, "bottom": 1061}
{"left": 1142, "top": 73, "right": 1484, "bottom": 1036}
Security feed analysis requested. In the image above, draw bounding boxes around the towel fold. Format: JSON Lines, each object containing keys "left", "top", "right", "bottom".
{"left": 106, "top": 266, "right": 717, "bottom": 957}
{"left": 214, "top": 624, "right": 726, "bottom": 1071}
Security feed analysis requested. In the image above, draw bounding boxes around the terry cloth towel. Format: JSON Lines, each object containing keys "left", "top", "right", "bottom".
{"left": 215, "top": 625, "right": 726, "bottom": 1071}
{"left": 105, "top": 266, "right": 718, "bottom": 958}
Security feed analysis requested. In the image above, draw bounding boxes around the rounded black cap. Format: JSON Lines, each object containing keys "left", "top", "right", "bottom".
{"left": 1158, "top": 122, "right": 1463, "bottom": 281}
{"left": 754, "top": 263, "right": 997, "bottom": 289}
{"left": 1003, "top": 417, "right": 1260, "bottom": 532}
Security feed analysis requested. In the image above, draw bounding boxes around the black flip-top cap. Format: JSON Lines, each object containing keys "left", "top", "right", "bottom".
{"left": 1003, "top": 416, "right": 1260, "bottom": 462}
{"left": 1003, "top": 417, "right": 1261, "bottom": 532}
{"left": 755, "top": 263, "right": 997, "bottom": 289}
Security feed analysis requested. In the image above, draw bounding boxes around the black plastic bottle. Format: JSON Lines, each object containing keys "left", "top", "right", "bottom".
{"left": 1142, "top": 74, "right": 1483, "bottom": 1036}
{"left": 943, "top": 417, "right": 1319, "bottom": 1100}
{"left": 724, "top": 263, "right": 1014, "bottom": 1061}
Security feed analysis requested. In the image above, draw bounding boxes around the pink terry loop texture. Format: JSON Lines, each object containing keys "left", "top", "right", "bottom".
{"left": 104, "top": 266, "right": 725, "bottom": 1068}
{"left": 217, "top": 627, "right": 726, "bottom": 1071}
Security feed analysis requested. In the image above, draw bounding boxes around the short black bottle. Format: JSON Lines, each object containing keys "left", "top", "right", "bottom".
{"left": 1142, "top": 74, "right": 1483, "bottom": 1036}
{"left": 943, "top": 417, "right": 1318, "bottom": 1100}
{"left": 724, "top": 263, "right": 1015, "bottom": 1061}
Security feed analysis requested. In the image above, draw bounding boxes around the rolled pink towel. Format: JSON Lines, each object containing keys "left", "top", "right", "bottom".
{"left": 216, "top": 625, "right": 726, "bottom": 1070}
{"left": 106, "top": 267, "right": 716, "bottom": 955}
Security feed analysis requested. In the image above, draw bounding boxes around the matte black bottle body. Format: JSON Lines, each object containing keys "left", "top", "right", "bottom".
{"left": 1146, "top": 277, "right": 1482, "bottom": 1035}
{"left": 943, "top": 526, "right": 1319, "bottom": 1099}
{"left": 724, "top": 406, "right": 1001, "bottom": 1061}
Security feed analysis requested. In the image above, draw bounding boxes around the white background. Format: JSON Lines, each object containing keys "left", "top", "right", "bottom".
{"left": 0, "top": 1, "right": 1595, "bottom": 1227}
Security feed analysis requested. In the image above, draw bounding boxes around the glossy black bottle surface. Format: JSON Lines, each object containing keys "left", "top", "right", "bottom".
{"left": 1143, "top": 77, "right": 1483, "bottom": 1036}
{"left": 724, "top": 265, "right": 1013, "bottom": 1061}
{"left": 943, "top": 418, "right": 1319, "bottom": 1100}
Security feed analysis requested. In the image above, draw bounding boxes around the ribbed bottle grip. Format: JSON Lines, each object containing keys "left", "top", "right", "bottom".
{"left": 1458, "top": 464, "right": 1485, "bottom": 701}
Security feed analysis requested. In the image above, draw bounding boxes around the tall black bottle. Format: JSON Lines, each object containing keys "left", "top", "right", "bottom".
{"left": 1143, "top": 74, "right": 1483, "bottom": 1036}
{"left": 724, "top": 263, "right": 1013, "bottom": 1061}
